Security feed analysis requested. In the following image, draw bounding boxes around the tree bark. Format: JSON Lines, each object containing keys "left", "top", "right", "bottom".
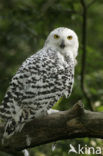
{"left": 0, "top": 101, "right": 103, "bottom": 154}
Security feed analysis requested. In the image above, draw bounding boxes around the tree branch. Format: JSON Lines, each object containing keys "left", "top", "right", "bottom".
{"left": 0, "top": 101, "right": 103, "bottom": 154}
{"left": 80, "top": 0, "right": 93, "bottom": 110}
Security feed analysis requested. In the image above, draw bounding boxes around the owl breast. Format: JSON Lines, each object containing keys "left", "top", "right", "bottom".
{"left": 25, "top": 49, "right": 74, "bottom": 115}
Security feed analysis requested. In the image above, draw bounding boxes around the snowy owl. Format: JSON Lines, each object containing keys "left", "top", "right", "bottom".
{"left": 0, "top": 27, "right": 79, "bottom": 138}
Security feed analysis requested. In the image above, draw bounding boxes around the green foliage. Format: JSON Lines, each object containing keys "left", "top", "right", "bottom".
{"left": 0, "top": 0, "right": 103, "bottom": 156}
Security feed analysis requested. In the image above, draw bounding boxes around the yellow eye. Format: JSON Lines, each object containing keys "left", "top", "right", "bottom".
{"left": 67, "top": 35, "right": 73, "bottom": 40}
{"left": 54, "top": 34, "right": 60, "bottom": 39}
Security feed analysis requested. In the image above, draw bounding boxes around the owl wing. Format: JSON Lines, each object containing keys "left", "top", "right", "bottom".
{"left": 0, "top": 50, "right": 42, "bottom": 119}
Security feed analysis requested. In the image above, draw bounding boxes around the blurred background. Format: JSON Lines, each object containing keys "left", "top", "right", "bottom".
{"left": 0, "top": 0, "right": 103, "bottom": 155}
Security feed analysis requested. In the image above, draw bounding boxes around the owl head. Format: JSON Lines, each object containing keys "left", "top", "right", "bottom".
{"left": 45, "top": 27, "right": 79, "bottom": 60}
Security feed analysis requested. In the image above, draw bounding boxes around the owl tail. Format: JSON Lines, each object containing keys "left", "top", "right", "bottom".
{"left": 3, "top": 119, "right": 25, "bottom": 139}
{"left": 3, "top": 119, "right": 17, "bottom": 139}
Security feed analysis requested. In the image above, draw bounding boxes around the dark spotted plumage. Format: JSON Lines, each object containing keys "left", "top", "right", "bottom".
{"left": 0, "top": 27, "right": 79, "bottom": 138}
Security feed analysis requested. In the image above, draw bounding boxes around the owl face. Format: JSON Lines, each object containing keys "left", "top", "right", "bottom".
{"left": 45, "top": 27, "right": 79, "bottom": 58}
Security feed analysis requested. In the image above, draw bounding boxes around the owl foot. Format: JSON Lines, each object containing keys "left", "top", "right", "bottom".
{"left": 47, "top": 109, "right": 59, "bottom": 115}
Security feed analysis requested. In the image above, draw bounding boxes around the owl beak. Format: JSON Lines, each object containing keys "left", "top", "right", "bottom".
{"left": 60, "top": 40, "right": 65, "bottom": 49}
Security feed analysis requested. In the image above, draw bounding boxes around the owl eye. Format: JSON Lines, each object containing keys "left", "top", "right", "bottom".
{"left": 54, "top": 34, "right": 60, "bottom": 39}
{"left": 67, "top": 35, "right": 73, "bottom": 40}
